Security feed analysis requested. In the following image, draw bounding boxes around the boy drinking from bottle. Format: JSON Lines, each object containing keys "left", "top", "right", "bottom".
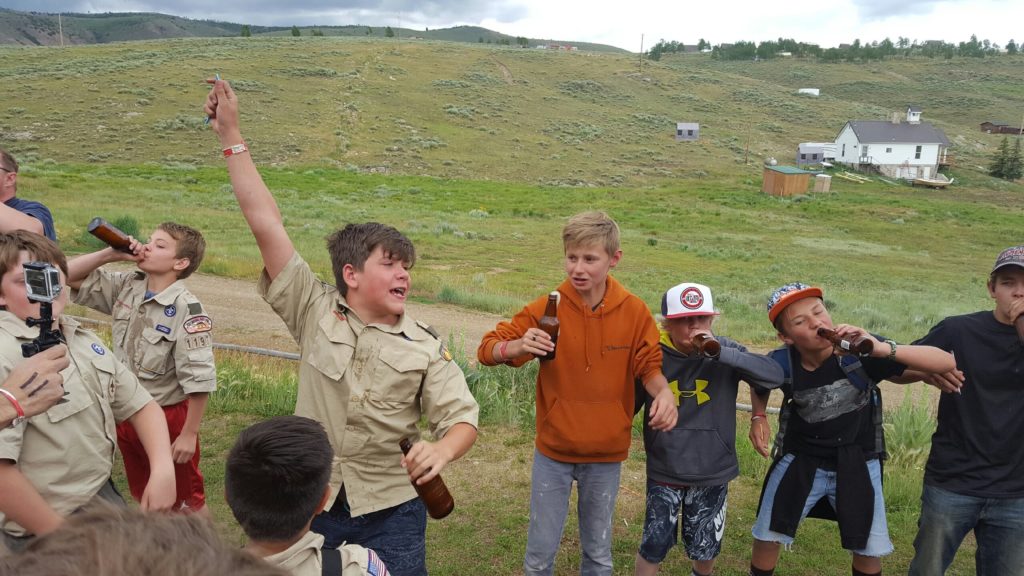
{"left": 748, "top": 282, "right": 955, "bottom": 576}
{"left": 635, "top": 282, "right": 784, "bottom": 576}
{"left": 68, "top": 222, "right": 215, "bottom": 515}
{"left": 477, "top": 210, "right": 677, "bottom": 576}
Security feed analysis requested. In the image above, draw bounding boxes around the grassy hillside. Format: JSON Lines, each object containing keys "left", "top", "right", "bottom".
{"left": 0, "top": 37, "right": 1020, "bottom": 188}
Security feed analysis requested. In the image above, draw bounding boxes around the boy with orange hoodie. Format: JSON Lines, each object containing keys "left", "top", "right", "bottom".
{"left": 477, "top": 211, "right": 677, "bottom": 576}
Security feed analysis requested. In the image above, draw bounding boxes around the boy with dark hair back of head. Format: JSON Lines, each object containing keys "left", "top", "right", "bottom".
{"left": 0, "top": 231, "right": 175, "bottom": 552}
{"left": 478, "top": 210, "right": 678, "bottom": 576}
{"left": 747, "top": 283, "right": 955, "bottom": 576}
{"left": 67, "top": 221, "right": 216, "bottom": 515}
{"left": 907, "top": 245, "right": 1024, "bottom": 576}
{"left": 634, "top": 282, "right": 784, "bottom": 576}
{"left": 205, "top": 80, "right": 478, "bottom": 576}
{"left": 226, "top": 416, "right": 389, "bottom": 576}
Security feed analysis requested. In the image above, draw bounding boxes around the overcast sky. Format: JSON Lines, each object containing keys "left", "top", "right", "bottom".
{"left": 2, "top": 0, "right": 1020, "bottom": 51}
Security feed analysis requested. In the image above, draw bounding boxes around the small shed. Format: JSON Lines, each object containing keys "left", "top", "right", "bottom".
{"left": 797, "top": 88, "right": 820, "bottom": 96}
{"left": 762, "top": 165, "right": 814, "bottom": 196}
{"left": 796, "top": 143, "right": 825, "bottom": 165}
{"left": 676, "top": 122, "right": 700, "bottom": 141}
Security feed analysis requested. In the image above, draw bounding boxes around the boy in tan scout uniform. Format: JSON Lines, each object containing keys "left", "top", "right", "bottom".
{"left": 227, "top": 416, "right": 390, "bottom": 576}
{"left": 0, "top": 231, "right": 175, "bottom": 553}
{"left": 67, "top": 222, "right": 215, "bottom": 514}
{"left": 205, "top": 80, "right": 478, "bottom": 575}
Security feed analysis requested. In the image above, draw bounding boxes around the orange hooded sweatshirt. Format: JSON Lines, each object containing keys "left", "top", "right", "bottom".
{"left": 477, "top": 276, "right": 663, "bottom": 463}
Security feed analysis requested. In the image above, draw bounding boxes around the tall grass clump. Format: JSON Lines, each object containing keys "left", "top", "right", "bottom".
{"left": 882, "top": 386, "right": 936, "bottom": 520}
{"left": 209, "top": 352, "right": 297, "bottom": 418}
{"left": 456, "top": 345, "right": 537, "bottom": 429}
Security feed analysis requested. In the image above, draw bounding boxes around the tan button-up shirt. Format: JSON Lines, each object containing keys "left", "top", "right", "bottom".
{"left": 264, "top": 531, "right": 379, "bottom": 576}
{"left": 259, "top": 252, "right": 479, "bottom": 517}
{"left": 74, "top": 270, "right": 216, "bottom": 406}
{"left": 0, "top": 313, "right": 153, "bottom": 537}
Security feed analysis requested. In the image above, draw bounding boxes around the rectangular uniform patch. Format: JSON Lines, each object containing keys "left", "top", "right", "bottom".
{"left": 156, "top": 324, "right": 171, "bottom": 334}
{"left": 367, "top": 550, "right": 389, "bottom": 576}
{"left": 184, "top": 333, "right": 211, "bottom": 351}
{"left": 187, "top": 302, "right": 203, "bottom": 315}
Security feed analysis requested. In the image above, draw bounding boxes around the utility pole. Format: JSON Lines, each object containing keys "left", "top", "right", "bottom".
{"left": 58, "top": 13, "right": 64, "bottom": 47}
{"left": 639, "top": 34, "right": 644, "bottom": 74}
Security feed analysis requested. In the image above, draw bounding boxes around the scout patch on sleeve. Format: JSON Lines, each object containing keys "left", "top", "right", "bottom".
{"left": 183, "top": 315, "right": 213, "bottom": 334}
{"left": 187, "top": 302, "right": 204, "bottom": 315}
{"left": 184, "top": 332, "right": 212, "bottom": 351}
{"left": 439, "top": 342, "right": 452, "bottom": 362}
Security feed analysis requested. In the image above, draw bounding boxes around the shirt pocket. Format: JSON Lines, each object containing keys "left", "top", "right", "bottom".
{"left": 370, "top": 345, "right": 428, "bottom": 406}
{"left": 138, "top": 328, "right": 174, "bottom": 378}
{"left": 111, "top": 305, "right": 132, "bottom": 349}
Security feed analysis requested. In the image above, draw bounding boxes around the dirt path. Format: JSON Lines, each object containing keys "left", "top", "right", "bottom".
{"left": 69, "top": 266, "right": 504, "bottom": 359}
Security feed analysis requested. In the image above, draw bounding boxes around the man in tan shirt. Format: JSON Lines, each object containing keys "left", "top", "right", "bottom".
{"left": 227, "top": 416, "right": 389, "bottom": 576}
{"left": 206, "top": 79, "right": 477, "bottom": 576}
{"left": 68, "top": 222, "right": 216, "bottom": 513}
{"left": 0, "top": 231, "right": 175, "bottom": 553}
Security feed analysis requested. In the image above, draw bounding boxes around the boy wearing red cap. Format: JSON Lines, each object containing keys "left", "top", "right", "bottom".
{"left": 748, "top": 283, "right": 954, "bottom": 576}
{"left": 635, "top": 282, "right": 783, "bottom": 576}
{"left": 907, "top": 246, "right": 1024, "bottom": 576}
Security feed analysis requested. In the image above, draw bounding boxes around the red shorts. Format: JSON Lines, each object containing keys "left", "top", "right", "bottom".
{"left": 116, "top": 399, "right": 206, "bottom": 512}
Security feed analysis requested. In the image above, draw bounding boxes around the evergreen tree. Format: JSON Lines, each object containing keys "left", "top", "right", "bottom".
{"left": 1007, "top": 39, "right": 1018, "bottom": 54}
{"left": 240, "top": 25, "right": 251, "bottom": 37}
{"left": 366, "top": 27, "right": 372, "bottom": 35}
{"left": 291, "top": 25, "right": 300, "bottom": 37}
{"left": 385, "top": 26, "right": 395, "bottom": 38}
{"left": 1006, "top": 138, "right": 1023, "bottom": 180}
{"left": 990, "top": 137, "right": 1011, "bottom": 178}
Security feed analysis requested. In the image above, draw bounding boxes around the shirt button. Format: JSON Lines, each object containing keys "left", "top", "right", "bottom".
{"left": 346, "top": 425, "right": 355, "bottom": 431}
{"left": 351, "top": 395, "right": 360, "bottom": 403}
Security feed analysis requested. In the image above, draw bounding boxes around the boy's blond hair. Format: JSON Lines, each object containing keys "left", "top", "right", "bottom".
{"left": 562, "top": 211, "right": 620, "bottom": 256}
{"left": 157, "top": 222, "right": 205, "bottom": 279}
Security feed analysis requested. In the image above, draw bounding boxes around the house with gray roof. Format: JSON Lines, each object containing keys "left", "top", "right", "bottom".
{"left": 833, "top": 106, "right": 950, "bottom": 180}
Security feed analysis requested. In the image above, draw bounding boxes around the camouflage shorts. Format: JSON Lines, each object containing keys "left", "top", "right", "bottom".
{"left": 637, "top": 480, "right": 728, "bottom": 563}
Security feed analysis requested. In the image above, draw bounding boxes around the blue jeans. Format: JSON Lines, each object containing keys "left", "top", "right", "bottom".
{"left": 523, "top": 449, "right": 622, "bottom": 576}
{"left": 751, "top": 454, "right": 893, "bottom": 557}
{"left": 311, "top": 492, "right": 427, "bottom": 576}
{"left": 908, "top": 484, "right": 1024, "bottom": 576}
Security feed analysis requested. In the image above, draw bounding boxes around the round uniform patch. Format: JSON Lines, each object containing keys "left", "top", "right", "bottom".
{"left": 91, "top": 343, "right": 106, "bottom": 355}
{"left": 680, "top": 286, "right": 704, "bottom": 310}
{"left": 164, "top": 304, "right": 176, "bottom": 317}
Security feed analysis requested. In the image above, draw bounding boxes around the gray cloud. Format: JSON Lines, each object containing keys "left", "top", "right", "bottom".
{"left": 0, "top": 1, "right": 528, "bottom": 27}
{"left": 854, "top": 0, "right": 945, "bottom": 20}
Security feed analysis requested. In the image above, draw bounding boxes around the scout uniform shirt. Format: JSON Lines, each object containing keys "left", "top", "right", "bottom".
{"left": 0, "top": 313, "right": 153, "bottom": 537}
{"left": 259, "top": 252, "right": 479, "bottom": 517}
{"left": 264, "top": 531, "right": 388, "bottom": 576}
{"left": 74, "top": 270, "right": 216, "bottom": 405}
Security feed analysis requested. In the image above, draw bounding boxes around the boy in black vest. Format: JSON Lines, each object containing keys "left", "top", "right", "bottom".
{"left": 748, "top": 282, "right": 954, "bottom": 576}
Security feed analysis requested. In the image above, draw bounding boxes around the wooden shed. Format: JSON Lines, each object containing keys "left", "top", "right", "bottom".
{"left": 762, "top": 165, "right": 813, "bottom": 196}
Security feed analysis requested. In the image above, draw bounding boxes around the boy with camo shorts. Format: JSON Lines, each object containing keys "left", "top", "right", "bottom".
{"left": 634, "top": 282, "right": 784, "bottom": 576}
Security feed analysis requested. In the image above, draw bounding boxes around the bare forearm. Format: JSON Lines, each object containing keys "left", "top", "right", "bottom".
{"left": 436, "top": 422, "right": 477, "bottom": 463}
{"left": 642, "top": 372, "right": 670, "bottom": 396}
{"left": 180, "top": 393, "right": 208, "bottom": 436}
{"left": 0, "top": 463, "right": 64, "bottom": 536}
{"left": 881, "top": 343, "right": 955, "bottom": 373}
{"left": 0, "top": 204, "right": 43, "bottom": 236}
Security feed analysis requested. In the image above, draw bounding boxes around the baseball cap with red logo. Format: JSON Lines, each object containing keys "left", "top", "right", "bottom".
{"left": 661, "top": 282, "right": 719, "bottom": 318}
{"left": 991, "top": 245, "right": 1024, "bottom": 274}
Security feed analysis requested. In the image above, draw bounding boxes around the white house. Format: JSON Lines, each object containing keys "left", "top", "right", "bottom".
{"left": 833, "top": 106, "right": 950, "bottom": 180}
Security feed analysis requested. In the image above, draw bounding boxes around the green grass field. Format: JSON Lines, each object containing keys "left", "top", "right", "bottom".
{"left": 3, "top": 37, "right": 1020, "bottom": 575}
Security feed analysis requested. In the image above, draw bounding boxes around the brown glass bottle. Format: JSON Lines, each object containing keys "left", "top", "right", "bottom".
{"left": 817, "top": 327, "right": 873, "bottom": 356}
{"left": 399, "top": 438, "right": 454, "bottom": 520}
{"left": 87, "top": 218, "right": 133, "bottom": 253}
{"left": 537, "top": 291, "right": 559, "bottom": 361}
{"left": 692, "top": 333, "right": 721, "bottom": 358}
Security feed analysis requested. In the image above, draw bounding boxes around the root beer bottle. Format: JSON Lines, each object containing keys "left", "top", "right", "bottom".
{"left": 399, "top": 438, "right": 454, "bottom": 519}
{"left": 692, "top": 333, "right": 721, "bottom": 358}
{"left": 817, "top": 327, "right": 873, "bottom": 356}
{"left": 87, "top": 218, "right": 133, "bottom": 253}
{"left": 538, "top": 291, "right": 559, "bottom": 361}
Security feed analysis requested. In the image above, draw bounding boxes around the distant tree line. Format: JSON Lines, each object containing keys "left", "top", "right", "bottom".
{"left": 646, "top": 34, "right": 1019, "bottom": 62}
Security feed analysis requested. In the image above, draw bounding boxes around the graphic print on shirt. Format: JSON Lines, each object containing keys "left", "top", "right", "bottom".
{"left": 669, "top": 378, "right": 710, "bottom": 406}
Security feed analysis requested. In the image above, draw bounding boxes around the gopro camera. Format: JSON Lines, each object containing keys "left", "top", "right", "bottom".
{"left": 23, "top": 261, "right": 62, "bottom": 304}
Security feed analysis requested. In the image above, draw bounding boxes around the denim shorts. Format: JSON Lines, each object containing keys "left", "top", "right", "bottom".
{"left": 638, "top": 481, "right": 728, "bottom": 563}
{"left": 751, "top": 453, "right": 893, "bottom": 557}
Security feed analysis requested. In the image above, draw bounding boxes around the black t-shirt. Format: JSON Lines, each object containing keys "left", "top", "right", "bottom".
{"left": 783, "top": 346, "right": 905, "bottom": 462}
{"left": 914, "top": 311, "right": 1024, "bottom": 498}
